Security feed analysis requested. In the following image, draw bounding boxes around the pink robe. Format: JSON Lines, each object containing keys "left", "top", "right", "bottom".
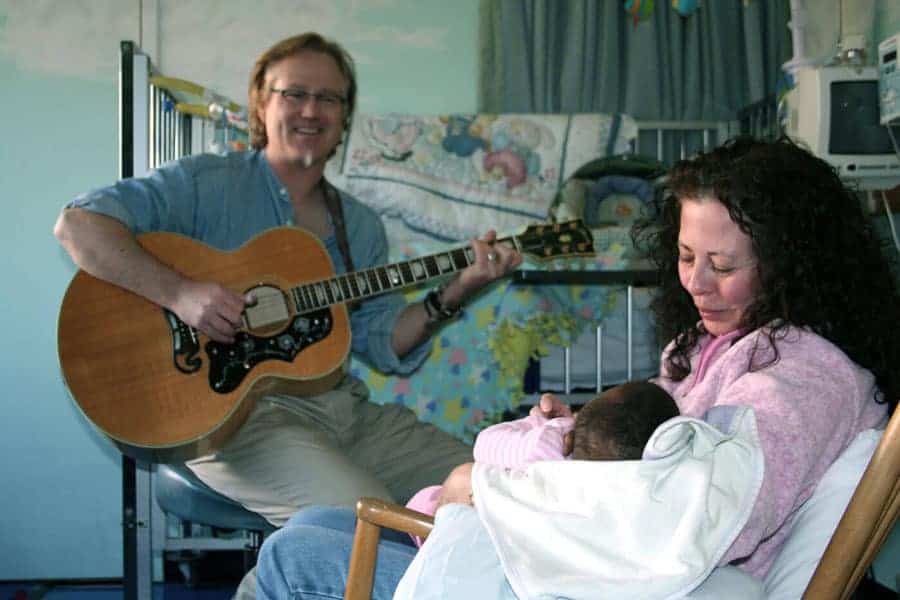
{"left": 654, "top": 325, "right": 887, "bottom": 577}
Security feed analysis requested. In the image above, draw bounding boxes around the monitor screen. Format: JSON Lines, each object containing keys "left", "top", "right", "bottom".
{"left": 829, "top": 81, "right": 894, "bottom": 155}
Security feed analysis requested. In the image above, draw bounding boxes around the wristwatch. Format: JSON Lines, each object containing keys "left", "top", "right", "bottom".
{"left": 423, "top": 284, "right": 463, "bottom": 326}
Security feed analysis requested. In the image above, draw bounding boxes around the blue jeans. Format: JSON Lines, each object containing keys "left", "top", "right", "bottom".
{"left": 256, "top": 505, "right": 417, "bottom": 600}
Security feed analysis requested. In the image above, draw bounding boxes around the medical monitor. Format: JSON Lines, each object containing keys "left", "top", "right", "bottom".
{"left": 784, "top": 66, "right": 900, "bottom": 186}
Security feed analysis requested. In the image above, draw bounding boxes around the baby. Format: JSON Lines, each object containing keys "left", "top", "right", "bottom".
{"left": 406, "top": 380, "right": 679, "bottom": 542}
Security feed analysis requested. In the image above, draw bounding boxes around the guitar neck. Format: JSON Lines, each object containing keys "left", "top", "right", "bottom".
{"left": 291, "top": 235, "right": 521, "bottom": 313}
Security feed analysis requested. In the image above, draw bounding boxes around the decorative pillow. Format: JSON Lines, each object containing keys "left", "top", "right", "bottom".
{"left": 548, "top": 171, "right": 659, "bottom": 228}
{"left": 763, "top": 429, "right": 882, "bottom": 599}
{"left": 547, "top": 180, "right": 649, "bottom": 227}
{"left": 584, "top": 175, "right": 654, "bottom": 226}
{"left": 589, "top": 191, "right": 646, "bottom": 226}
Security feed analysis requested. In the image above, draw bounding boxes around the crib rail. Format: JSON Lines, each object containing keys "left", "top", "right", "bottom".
{"left": 737, "top": 94, "right": 781, "bottom": 140}
{"left": 121, "top": 40, "right": 247, "bottom": 178}
{"left": 634, "top": 119, "right": 735, "bottom": 165}
{"left": 122, "top": 41, "right": 193, "bottom": 178}
{"left": 514, "top": 269, "right": 658, "bottom": 397}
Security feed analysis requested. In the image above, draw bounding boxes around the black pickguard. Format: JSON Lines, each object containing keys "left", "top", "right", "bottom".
{"left": 164, "top": 308, "right": 333, "bottom": 394}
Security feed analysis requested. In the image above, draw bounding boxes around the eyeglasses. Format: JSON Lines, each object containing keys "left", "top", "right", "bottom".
{"left": 270, "top": 87, "right": 347, "bottom": 109}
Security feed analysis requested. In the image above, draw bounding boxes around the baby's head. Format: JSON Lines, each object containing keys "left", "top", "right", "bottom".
{"left": 568, "top": 381, "right": 679, "bottom": 461}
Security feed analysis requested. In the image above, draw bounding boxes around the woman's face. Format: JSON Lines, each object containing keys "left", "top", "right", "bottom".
{"left": 677, "top": 197, "right": 760, "bottom": 336}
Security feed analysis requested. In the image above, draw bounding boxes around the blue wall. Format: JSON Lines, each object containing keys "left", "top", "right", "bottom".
{"left": 0, "top": 55, "right": 124, "bottom": 577}
{"left": 0, "top": 0, "right": 478, "bottom": 580}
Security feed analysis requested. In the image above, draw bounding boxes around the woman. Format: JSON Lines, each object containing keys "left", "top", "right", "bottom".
{"left": 255, "top": 137, "right": 900, "bottom": 598}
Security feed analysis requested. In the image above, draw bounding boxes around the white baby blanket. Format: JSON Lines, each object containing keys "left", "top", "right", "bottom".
{"left": 395, "top": 406, "right": 765, "bottom": 600}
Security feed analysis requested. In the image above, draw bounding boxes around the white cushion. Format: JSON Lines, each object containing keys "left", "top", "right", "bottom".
{"left": 763, "top": 428, "right": 882, "bottom": 599}
{"left": 686, "top": 566, "right": 765, "bottom": 599}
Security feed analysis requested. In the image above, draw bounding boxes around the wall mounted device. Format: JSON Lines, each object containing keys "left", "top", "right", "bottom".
{"left": 878, "top": 33, "right": 900, "bottom": 125}
{"left": 784, "top": 65, "right": 900, "bottom": 189}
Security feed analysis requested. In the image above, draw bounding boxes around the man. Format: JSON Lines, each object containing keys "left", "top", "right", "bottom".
{"left": 55, "top": 32, "right": 520, "bottom": 597}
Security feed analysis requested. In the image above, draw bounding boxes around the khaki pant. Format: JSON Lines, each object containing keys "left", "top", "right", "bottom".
{"left": 186, "top": 375, "right": 472, "bottom": 528}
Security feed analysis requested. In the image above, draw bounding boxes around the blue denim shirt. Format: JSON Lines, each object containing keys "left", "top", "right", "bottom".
{"left": 68, "top": 149, "right": 429, "bottom": 374}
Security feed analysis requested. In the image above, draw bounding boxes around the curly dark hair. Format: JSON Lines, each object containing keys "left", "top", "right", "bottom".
{"left": 632, "top": 136, "right": 900, "bottom": 413}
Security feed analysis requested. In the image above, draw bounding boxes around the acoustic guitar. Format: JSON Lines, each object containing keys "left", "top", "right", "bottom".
{"left": 57, "top": 220, "right": 594, "bottom": 462}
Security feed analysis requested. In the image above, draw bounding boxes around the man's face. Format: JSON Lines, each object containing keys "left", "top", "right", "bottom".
{"left": 259, "top": 50, "right": 348, "bottom": 168}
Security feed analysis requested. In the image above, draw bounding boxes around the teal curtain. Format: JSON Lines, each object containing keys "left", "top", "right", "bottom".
{"left": 479, "top": 0, "right": 791, "bottom": 121}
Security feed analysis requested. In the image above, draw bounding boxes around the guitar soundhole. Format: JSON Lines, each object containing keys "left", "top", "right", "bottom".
{"left": 205, "top": 308, "right": 333, "bottom": 394}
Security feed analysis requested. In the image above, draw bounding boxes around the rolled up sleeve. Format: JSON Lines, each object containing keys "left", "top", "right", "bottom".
{"left": 66, "top": 157, "right": 199, "bottom": 235}
{"left": 350, "top": 293, "right": 431, "bottom": 375}
{"left": 342, "top": 193, "right": 431, "bottom": 375}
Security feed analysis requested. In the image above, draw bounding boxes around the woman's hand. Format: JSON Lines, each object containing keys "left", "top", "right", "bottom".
{"left": 435, "top": 462, "right": 475, "bottom": 509}
{"left": 529, "top": 393, "right": 574, "bottom": 420}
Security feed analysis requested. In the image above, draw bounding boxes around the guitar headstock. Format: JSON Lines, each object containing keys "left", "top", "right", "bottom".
{"left": 516, "top": 219, "right": 595, "bottom": 262}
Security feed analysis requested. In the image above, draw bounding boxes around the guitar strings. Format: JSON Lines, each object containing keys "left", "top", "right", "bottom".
{"left": 190, "top": 224, "right": 586, "bottom": 338}
{"left": 233, "top": 230, "right": 545, "bottom": 332}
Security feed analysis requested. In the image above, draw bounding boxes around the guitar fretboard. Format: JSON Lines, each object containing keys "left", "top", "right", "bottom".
{"left": 291, "top": 235, "right": 518, "bottom": 313}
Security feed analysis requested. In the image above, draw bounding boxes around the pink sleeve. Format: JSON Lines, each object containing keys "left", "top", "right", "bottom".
{"left": 474, "top": 414, "right": 574, "bottom": 468}
{"left": 405, "top": 485, "right": 443, "bottom": 517}
{"left": 404, "top": 485, "right": 443, "bottom": 548}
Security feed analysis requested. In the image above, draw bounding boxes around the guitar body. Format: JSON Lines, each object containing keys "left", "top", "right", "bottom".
{"left": 57, "top": 228, "right": 350, "bottom": 462}
{"left": 57, "top": 219, "right": 595, "bottom": 463}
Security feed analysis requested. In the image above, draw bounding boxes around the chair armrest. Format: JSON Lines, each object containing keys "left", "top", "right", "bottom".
{"left": 357, "top": 496, "right": 435, "bottom": 539}
{"left": 344, "top": 497, "right": 435, "bottom": 600}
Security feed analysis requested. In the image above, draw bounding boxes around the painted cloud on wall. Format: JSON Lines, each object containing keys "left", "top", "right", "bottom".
{"left": 0, "top": 0, "right": 137, "bottom": 82}
{"left": 0, "top": 0, "right": 449, "bottom": 103}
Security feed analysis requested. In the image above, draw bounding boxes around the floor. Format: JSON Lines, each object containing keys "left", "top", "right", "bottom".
{"left": 5, "top": 559, "right": 895, "bottom": 599}
{"left": 4, "top": 578, "right": 897, "bottom": 599}
{"left": 1, "top": 553, "right": 241, "bottom": 599}
{"left": 0, "top": 582, "right": 235, "bottom": 600}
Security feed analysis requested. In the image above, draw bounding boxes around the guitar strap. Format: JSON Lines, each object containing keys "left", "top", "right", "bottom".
{"left": 321, "top": 178, "right": 360, "bottom": 316}
{"left": 321, "top": 178, "right": 355, "bottom": 274}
